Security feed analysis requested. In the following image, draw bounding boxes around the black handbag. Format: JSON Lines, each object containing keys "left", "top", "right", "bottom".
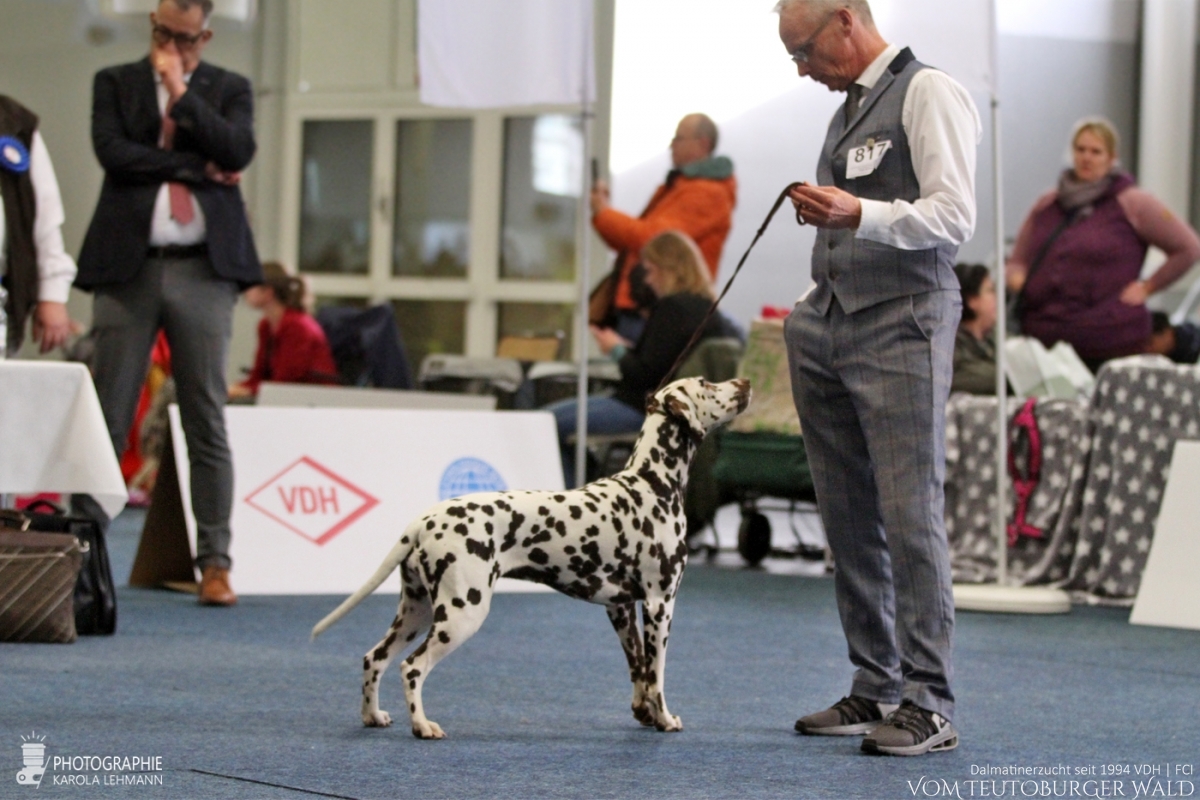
{"left": 0, "top": 500, "right": 117, "bottom": 635}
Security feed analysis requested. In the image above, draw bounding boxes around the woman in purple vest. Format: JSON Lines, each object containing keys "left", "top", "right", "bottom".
{"left": 1007, "top": 118, "right": 1200, "bottom": 372}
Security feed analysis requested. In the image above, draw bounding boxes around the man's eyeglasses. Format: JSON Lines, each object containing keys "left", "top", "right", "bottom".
{"left": 152, "top": 23, "right": 207, "bottom": 50}
{"left": 789, "top": 10, "right": 838, "bottom": 65}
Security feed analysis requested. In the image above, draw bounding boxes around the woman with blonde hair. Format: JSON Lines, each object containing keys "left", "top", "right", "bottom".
{"left": 229, "top": 261, "right": 338, "bottom": 399}
{"left": 547, "top": 230, "right": 736, "bottom": 485}
{"left": 1008, "top": 118, "right": 1200, "bottom": 371}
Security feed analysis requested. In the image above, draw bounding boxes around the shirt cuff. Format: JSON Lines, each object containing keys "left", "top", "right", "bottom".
{"left": 855, "top": 199, "right": 892, "bottom": 242}
{"left": 37, "top": 273, "right": 74, "bottom": 304}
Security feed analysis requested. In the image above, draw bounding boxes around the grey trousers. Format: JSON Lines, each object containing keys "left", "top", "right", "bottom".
{"left": 81, "top": 255, "right": 238, "bottom": 571}
{"left": 784, "top": 291, "right": 961, "bottom": 721}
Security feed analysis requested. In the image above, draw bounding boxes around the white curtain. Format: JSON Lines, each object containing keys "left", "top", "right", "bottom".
{"left": 418, "top": 0, "right": 595, "bottom": 109}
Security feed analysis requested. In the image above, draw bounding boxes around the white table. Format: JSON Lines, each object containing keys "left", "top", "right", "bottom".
{"left": 0, "top": 361, "right": 127, "bottom": 518}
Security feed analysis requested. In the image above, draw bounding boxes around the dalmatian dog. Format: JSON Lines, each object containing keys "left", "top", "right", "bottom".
{"left": 312, "top": 376, "right": 751, "bottom": 739}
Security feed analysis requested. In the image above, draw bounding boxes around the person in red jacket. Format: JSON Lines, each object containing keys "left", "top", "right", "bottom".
{"left": 590, "top": 113, "right": 737, "bottom": 342}
{"left": 229, "top": 261, "right": 337, "bottom": 399}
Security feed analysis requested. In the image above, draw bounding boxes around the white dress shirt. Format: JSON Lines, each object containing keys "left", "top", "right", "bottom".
{"left": 0, "top": 131, "right": 78, "bottom": 302}
{"left": 851, "top": 43, "right": 982, "bottom": 251}
{"left": 148, "top": 71, "right": 207, "bottom": 247}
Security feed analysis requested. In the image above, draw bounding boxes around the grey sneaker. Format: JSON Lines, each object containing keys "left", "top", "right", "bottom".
{"left": 861, "top": 700, "right": 959, "bottom": 756}
{"left": 795, "top": 695, "right": 899, "bottom": 736}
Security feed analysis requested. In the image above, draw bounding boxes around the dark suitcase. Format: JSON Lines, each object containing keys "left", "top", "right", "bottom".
{"left": 0, "top": 501, "right": 117, "bottom": 635}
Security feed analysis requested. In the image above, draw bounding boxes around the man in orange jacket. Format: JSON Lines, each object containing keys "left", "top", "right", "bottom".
{"left": 590, "top": 113, "right": 737, "bottom": 342}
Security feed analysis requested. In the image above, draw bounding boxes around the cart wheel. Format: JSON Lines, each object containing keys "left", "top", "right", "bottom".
{"left": 737, "top": 511, "right": 771, "bottom": 566}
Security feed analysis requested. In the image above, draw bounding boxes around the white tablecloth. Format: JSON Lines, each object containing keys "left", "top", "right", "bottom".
{"left": 0, "top": 361, "right": 127, "bottom": 518}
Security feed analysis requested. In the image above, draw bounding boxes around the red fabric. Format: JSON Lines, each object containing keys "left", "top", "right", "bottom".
{"left": 592, "top": 174, "right": 737, "bottom": 310}
{"left": 239, "top": 308, "right": 338, "bottom": 396}
{"left": 119, "top": 332, "right": 172, "bottom": 484}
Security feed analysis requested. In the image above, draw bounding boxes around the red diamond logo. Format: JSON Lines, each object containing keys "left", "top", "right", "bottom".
{"left": 243, "top": 456, "right": 379, "bottom": 546}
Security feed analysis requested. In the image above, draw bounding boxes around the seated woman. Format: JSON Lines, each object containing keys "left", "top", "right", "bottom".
{"left": 547, "top": 230, "right": 737, "bottom": 486}
{"left": 951, "top": 263, "right": 999, "bottom": 395}
{"left": 229, "top": 262, "right": 338, "bottom": 399}
{"left": 1007, "top": 118, "right": 1200, "bottom": 372}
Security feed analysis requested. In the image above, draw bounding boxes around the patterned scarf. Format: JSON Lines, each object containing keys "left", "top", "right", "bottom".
{"left": 1056, "top": 168, "right": 1116, "bottom": 213}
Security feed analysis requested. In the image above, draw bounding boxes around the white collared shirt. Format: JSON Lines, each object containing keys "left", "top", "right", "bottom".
{"left": 850, "top": 43, "right": 982, "bottom": 251}
{"left": 148, "top": 70, "right": 207, "bottom": 246}
{"left": 0, "top": 131, "right": 78, "bottom": 302}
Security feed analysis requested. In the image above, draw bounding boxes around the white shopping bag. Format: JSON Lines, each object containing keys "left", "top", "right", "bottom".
{"left": 1003, "top": 337, "right": 1095, "bottom": 400}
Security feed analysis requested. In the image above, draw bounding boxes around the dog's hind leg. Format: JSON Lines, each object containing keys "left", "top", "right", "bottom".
{"left": 641, "top": 596, "right": 682, "bottom": 732}
{"left": 606, "top": 602, "right": 652, "bottom": 726}
{"left": 362, "top": 561, "right": 431, "bottom": 728}
{"left": 401, "top": 582, "right": 494, "bottom": 740}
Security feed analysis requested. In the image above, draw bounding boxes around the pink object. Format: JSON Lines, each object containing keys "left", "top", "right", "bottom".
{"left": 1007, "top": 398, "right": 1044, "bottom": 546}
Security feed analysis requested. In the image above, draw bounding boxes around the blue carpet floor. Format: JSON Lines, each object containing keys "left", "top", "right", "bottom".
{"left": 2, "top": 508, "right": 1198, "bottom": 799}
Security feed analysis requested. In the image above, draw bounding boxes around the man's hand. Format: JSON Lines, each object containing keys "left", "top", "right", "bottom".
{"left": 789, "top": 183, "right": 862, "bottom": 229}
{"left": 31, "top": 301, "right": 73, "bottom": 354}
{"left": 205, "top": 161, "right": 242, "bottom": 186}
{"left": 152, "top": 45, "right": 187, "bottom": 101}
{"left": 589, "top": 324, "right": 630, "bottom": 356}
{"left": 590, "top": 179, "right": 611, "bottom": 215}
{"left": 1119, "top": 279, "right": 1151, "bottom": 306}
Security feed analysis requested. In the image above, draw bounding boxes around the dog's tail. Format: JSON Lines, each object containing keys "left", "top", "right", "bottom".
{"left": 310, "top": 526, "right": 418, "bottom": 640}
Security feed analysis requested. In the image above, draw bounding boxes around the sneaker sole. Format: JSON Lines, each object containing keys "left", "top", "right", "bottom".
{"left": 795, "top": 720, "right": 883, "bottom": 736}
{"left": 861, "top": 727, "right": 959, "bottom": 756}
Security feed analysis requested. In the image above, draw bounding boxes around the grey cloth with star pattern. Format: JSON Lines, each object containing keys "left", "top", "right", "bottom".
{"left": 944, "top": 394, "right": 1088, "bottom": 586}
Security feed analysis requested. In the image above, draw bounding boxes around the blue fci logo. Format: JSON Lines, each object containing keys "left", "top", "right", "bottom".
{"left": 439, "top": 458, "right": 507, "bottom": 500}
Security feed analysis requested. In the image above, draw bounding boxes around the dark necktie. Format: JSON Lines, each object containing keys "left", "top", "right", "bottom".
{"left": 844, "top": 83, "right": 863, "bottom": 128}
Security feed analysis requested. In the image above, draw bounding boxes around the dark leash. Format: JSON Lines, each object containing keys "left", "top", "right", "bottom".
{"left": 654, "top": 182, "right": 805, "bottom": 393}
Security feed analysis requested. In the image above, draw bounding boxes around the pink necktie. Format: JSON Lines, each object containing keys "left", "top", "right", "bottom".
{"left": 161, "top": 105, "right": 195, "bottom": 226}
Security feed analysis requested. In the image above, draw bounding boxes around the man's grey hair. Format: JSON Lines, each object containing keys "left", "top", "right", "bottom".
{"left": 690, "top": 113, "right": 719, "bottom": 153}
{"left": 164, "top": 0, "right": 215, "bottom": 23}
{"left": 772, "top": 0, "right": 875, "bottom": 27}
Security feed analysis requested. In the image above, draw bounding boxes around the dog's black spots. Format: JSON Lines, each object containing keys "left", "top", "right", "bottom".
{"left": 437, "top": 631, "right": 451, "bottom": 644}
{"left": 580, "top": 541, "right": 602, "bottom": 565}
{"left": 522, "top": 530, "right": 551, "bottom": 547}
{"left": 362, "top": 656, "right": 370, "bottom": 671}
{"left": 405, "top": 631, "right": 417, "bottom": 642}
{"left": 434, "top": 533, "right": 443, "bottom": 540}
{"left": 425, "top": 520, "right": 436, "bottom": 530}
{"left": 466, "top": 588, "right": 482, "bottom": 605}
{"left": 585, "top": 524, "right": 600, "bottom": 539}
{"left": 569, "top": 506, "right": 583, "bottom": 520}
{"left": 467, "top": 502, "right": 480, "bottom": 511}
{"left": 611, "top": 517, "right": 623, "bottom": 534}
{"left": 405, "top": 668, "right": 422, "bottom": 681}
{"left": 441, "top": 523, "right": 448, "bottom": 530}
{"left": 504, "top": 565, "right": 560, "bottom": 586}
{"left": 453, "top": 523, "right": 469, "bottom": 536}
{"left": 452, "top": 597, "right": 466, "bottom": 609}
{"left": 494, "top": 499, "right": 511, "bottom": 512}
{"left": 466, "top": 537, "right": 495, "bottom": 561}
{"left": 553, "top": 494, "right": 566, "bottom": 503}
{"left": 484, "top": 521, "right": 494, "bottom": 535}
{"left": 538, "top": 506, "right": 550, "bottom": 516}
{"left": 489, "top": 562, "right": 501, "bottom": 587}
{"left": 528, "top": 548, "right": 550, "bottom": 565}
{"left": 564, "top": 545, "right": 576, "bottom": 555}
{"left": 584, "top": 502, "right": 597, "bottom": 513}
{"left": 481, "top": 504, "right": 495, "bottom": 516}
{"left": 433, "top": 604, "right": 448, "bottom": 623}
{"left": 410, "top": 703, "right": 416, "bottom": 713}
{"left": 446, "top": 507, "right": 468, "bottom": 519}
{"left": 501, "top": 511, "right": 525, "bottom": 552}
{"left": 555, "top": 519, "right": 567, "bottom": 537}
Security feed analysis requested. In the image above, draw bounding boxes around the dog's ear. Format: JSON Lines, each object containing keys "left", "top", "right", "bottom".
{"left": 645, "top": 395, "right": 663, "bottom": 415}
{"left": 662, "top": 388, "right": 707, "bottom": 443}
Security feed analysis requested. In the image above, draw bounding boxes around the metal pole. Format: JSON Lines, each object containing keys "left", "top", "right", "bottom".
{"left": 991, "top": 93, "right": 1008, "bottom": 586}
{"left": 573, "top": 3, "right": 595, "bottom": 489}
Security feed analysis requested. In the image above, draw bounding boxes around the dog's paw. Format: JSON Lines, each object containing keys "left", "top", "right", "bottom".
{"left": 655, "top": 714, "right": 683, "bottom": 732}
{"left": 632, "top": 703, "right": 655, "bottom": 727}
{"left": 411, "top": 720, "right": 445, "bottom": 740}
{"left": 363, "top": 710, "right": 393, "bottom": 728}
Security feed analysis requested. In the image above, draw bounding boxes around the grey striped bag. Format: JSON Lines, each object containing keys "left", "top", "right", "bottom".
{"left": 0, "top": 529, "right": 84, "bottom": 644}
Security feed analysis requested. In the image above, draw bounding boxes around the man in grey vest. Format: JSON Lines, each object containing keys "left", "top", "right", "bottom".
{"left": 776, "top": 0, "right": 980, "bottom": 756}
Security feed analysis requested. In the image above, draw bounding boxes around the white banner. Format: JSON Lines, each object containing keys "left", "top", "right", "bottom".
{"left": 418, "top": 0, "right": 595, "bottom": 108}
{"left": 170, "top": 406, "right": 563, "bottom": 594}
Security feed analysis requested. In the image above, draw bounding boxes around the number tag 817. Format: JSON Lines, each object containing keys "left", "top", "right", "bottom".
{"left": 846, "top": 138, "right": 893, "bottom": 180}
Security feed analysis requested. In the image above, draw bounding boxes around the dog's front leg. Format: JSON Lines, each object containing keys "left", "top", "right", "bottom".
{"left": 605, "top": 602, "right": 651, "bottom": 726}
{"left": 641, "top": 596, "right": 682, "bottom": 732}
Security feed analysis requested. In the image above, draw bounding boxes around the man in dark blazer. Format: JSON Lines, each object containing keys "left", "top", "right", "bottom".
{"left": 75, "top": 0, "right": 261, "bottom": 606}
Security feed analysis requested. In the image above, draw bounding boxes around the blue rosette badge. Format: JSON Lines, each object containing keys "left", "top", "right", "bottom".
{"left": 0, "top": 136, "right": 30, "bottom": 174}
{"left": 0, "top": 136, "right": 30, "bottom": 173}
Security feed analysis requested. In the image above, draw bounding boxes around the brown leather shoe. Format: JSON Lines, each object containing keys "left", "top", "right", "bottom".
{"left": 198, "top": 566, "right": 237, "bottom": 606}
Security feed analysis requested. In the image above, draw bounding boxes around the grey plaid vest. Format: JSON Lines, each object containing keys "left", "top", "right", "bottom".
{"left": 808, "top": 48, "right": 961, "bottom": 315}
